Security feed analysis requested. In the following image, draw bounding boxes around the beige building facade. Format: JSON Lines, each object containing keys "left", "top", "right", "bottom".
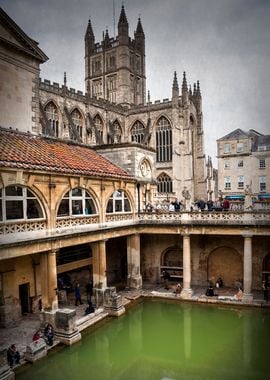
{"left": 217, "top": 129, "right": 270, "bottom": 200}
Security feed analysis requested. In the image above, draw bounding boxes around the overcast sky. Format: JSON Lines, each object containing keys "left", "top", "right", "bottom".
{"left": 2, "top": 0, "right": 270, "bottom": 165}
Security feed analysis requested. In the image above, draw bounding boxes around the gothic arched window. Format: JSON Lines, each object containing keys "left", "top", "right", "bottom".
{"left": 108, "top": 121, "right": 122, "bottom": 144}
{"left": 156, "top": 117, "right": 172, "bottom": 162}
{"left": 157, "top": 173, "right": 172, "bottom": 193}
{"left": 0, "top": 186, "right": 44, "bottom": 221}
{"left": 71, "top": 109, "right": 83, "bottom": 138}
{"left": 45, "top": 102, "right": 59, "bottom": 137}
{"left": 57, "top": 188, "right": 97, "bottom": 217}
{"left": 93, "top": 115, "right": 103, "bottom": 141}
{"left": 131, "top": 121, "right": 145, "bottom": 144}
{"left": 106, "top": 190, "right": 131, "bottom": 213}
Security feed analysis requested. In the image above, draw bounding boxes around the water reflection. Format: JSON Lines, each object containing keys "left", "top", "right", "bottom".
{"left": 16, "top": 300, "right": 270, "bottom": 380}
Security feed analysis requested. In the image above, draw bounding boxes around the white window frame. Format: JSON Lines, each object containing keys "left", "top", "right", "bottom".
{"left": 224, "top": 143, "right": 231, "bottom": 154}
{"left": 224, "top": 176, "right": 231, "bottom": 190}
{"left": 237, "top": 176, "right": 244, "bottom": 189}
{"left": 259, "top": 159, "right": 266, "bottom": 169}
{"left": 57, "top": 188, "right": 97, "bottom": 218}
{"left": 259, "top": 176, "right": 266, "bottom": 192}
{"left": 106, "top": 190, "right": 131, "bottom": 213}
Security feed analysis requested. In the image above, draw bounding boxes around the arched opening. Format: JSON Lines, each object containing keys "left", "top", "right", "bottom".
{"left": 130, "top": 120, "right": 145, "bottom": 144}
{"left": 57, "top": 188, "right": 97, "bottom": 217}
{"left": 207, "top": 246, "right": 242, "bottom": 287}
{"left": 262, "top": 253, "right": 270, "bottom": 283}
{"left": 160, "top": 246, "right": 183, "bottom": 282}
{"left": 156, "top": 116, "right": 172, "bottom": 162}
{"left": 106, "top": 190, "right": 131, "bottom": 213}
{"left": 71, "top": 108, "right": 83, "bottom": 139}
{"left": 44, "top": 101, "right": 59, "bottom": 137}
{"left": 157, "top": 173, "right": 172, "bottom": 194}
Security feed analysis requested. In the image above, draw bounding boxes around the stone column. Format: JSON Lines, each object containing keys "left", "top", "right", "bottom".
{"left": 40, "top": 252, "right": 49, "bottom": 310}
{"left": 181, "top": 234, "right": 193, "bottom": 299}
{"left": 127, "top": 234, "right": 142, "bottom": 289}
{"left": 47, "top": 250, "right": 58, "bottom": 311}
{"left": 92, "top": 240, "right": 107, "bottom": 289}
{"left": 242, "top": 234, "right": 253, "bottom": 303}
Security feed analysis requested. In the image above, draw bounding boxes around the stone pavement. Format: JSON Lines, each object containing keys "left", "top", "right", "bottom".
{"left": 0, "top": 285, "right": 267, "bottom": 371}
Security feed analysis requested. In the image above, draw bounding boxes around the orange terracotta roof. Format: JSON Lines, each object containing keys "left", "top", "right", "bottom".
{"left": 0, "top": 128, "right": 134, "bottom": 180}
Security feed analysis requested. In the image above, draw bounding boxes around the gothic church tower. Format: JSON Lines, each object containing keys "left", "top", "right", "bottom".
{"left": 85, "top": 6, "right": 146, "bottom": 106}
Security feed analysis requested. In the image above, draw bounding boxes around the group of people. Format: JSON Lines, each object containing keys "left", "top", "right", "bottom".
{"left": 7, "top": 323, "right": 55, "bottom": 368}
{"left": 205, "top": 277, "right": 244, "bottom": 301}
{"left": 145, "top": 198, "right": 232, "bottom": 213}
{"left": 32, "top": 323, "right": 55, "bottom": 346}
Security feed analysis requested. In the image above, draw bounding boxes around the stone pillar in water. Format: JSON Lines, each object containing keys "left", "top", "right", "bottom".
{"left": 242, "top": 234, "right": 253, "bottom": 303}
{"left": 127, "top": 233, "right": 142, "bottom": 289}
{"left": 92, "top": 240, "right": 107, "bottom": 289}
{"left": 103, "top": 287, "right": 125, "bottom": 316}
{"left": 0, "top": 349, "right": 14, "bottom": 380}
{"left": 181, "top": 233, "right": 193, "bottom": 299}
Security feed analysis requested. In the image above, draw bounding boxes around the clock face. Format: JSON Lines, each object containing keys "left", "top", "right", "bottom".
{"left": 139, "top": 159, "right": 151, "bottom": 177}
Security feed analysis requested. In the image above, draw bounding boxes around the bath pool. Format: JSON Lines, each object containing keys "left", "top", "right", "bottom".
{"left": 16, "top": 299, "right": 270, "bottom": 379}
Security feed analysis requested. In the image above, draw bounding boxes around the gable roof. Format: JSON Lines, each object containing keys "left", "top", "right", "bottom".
{"left": 217, "top": 128, "right": 250, "bottom": 141}
{"left": 0, "top": 7, "right": 48, "bottom": 63}
{"left": 0, "top": 127, "right": 134, "bottom": 181}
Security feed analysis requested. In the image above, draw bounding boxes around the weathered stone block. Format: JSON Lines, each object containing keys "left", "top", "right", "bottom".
{"left": 55, "top": 309, "right": 81, "bottom": 346}
{"left": 25, "top": 339, "right": 47, "bottom": 362}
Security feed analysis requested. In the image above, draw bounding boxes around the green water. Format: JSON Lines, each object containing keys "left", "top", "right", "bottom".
{"left": 16, "top": 299, "right": 270, "bottom": 380}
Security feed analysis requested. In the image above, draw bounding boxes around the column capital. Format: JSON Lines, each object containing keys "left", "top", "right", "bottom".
{"left": 242, "top": 233, "right": 253, "bottom": 239}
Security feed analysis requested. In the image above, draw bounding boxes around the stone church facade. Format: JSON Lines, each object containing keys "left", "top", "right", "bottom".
{"left": 37, "top": 6, "right": 209, "bottom": 207}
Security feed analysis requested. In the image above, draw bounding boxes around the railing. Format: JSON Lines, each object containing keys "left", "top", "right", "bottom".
{"left": 138, "top": 211, "right": 270, "bottom": 225}
{"left": 0, "top": 209, "right": 269, "bottom": 241}
{"left": 56, "top": 215, "right": 99, "bottom": 229}
{"left": 0, "top": 220, "right": 47, "bottom": 235}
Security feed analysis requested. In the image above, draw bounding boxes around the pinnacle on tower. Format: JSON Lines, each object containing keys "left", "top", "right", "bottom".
{"left": 64, "top": 72, "right": 67, "bottom": 87}
{"left": 118, "top": 5, "right": 129, "bottom": 45}
{"left": 181, "top": 71, "right": 188, "bottom": 93}
{"left": 181, "top": 71, "right": 188, "bottom": 104}
{"left": 85, "top": 18, "right": 95, "bottom": 54}
{"left": 135, "top": 17, "right": 144, "bottom": 36}
{"left": 103, "top": 28, "right": 111, "bottom": 48}
{"left": 197, "top": 80, "right": 201, "bottom": 98}
{"left": 85, "top": 18, "right": 95, "bottom": 40}
{"left": 189, "top": 85, "right": 192, "bottom": 97}
{"left": 173, "top": 71, "right": 179, "bottom": 91}
{"left": 193, "top": 83, "right": 197, "bottom": 96}
{"left": 118, "top": 5, "right": 128, "bottom": 26}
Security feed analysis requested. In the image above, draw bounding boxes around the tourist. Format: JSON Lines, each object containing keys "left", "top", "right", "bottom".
{"left": 206, "top": 282, "right": 216, "bottom": 296}
{"left": 222, "top": 198, "right": 230, "bottom": 211}
{"left": 215, "top": 277, "right": 223, "bottom": 288}
{"left": 218, "top": 287, "right": 243, "bottom": 301}
{"left": 44, "top": 323, "right": 54, "bottom": 346}
{"left": 86, "top": 280, "right": 93, "bottom": 302}
{"left": 85, "top": 300, "right": 95, "bottom": 315}
{"left": 7, "top": 344, "right": 20, "bottom": 367}
{"left": 32, "top": 330, "right": 42, "bottom": 342}
{"left": 169, "top": 202, "right": 175, "bottom": 212}
{"left": 75, "top": 283, "right": 83, "bottom": 306}
{"left": 262, "top": 281, "right": 268, "bottom": 301}
{"left": 162, "top": 270, "right": 171, "bottom": 290}
{"left": 174, "top": 283, "right": 182, "bottom": 295}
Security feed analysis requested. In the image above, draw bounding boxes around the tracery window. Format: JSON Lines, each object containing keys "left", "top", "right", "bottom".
{"left": 131, "top": 121, "right": 145, "bottom": 144}
{"left": 106, "top": 190, "right": 131, "bottom": 213}
{"left": 45, "top": 102, "right": 59, "bottom": 137}
{"left": 71, "top": 109, "right": 83, "bottom": 138}
{"left": 156, "top": 117, "right": 172, "bottom": 162}
{"left": 0, "top": 186, "right": 44, "bottom": 221}
{"left": 157, "top": 173, "right": 172, "bottom": 193}
{"left": 93, "top": 115, "right": 103, "bottom": 141}
{"left": 108, "top": 121, "right": 122, "bottom": 144}
{"left": 57, "top": 188, "right": 97, "bottom": 217}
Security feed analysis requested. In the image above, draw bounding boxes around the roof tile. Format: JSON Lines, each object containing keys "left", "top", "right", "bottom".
{"left": 0, "top": 128, "right": 134, "bottom": 181}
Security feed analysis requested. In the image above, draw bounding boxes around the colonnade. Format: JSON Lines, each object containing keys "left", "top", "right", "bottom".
{"left": 40, "top": 232, "right": 254, "bottom": 310}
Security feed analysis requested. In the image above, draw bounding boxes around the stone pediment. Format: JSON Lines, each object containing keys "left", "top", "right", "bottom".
{"left": 0, "top": 7, "right": 48, "bottom": 62}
